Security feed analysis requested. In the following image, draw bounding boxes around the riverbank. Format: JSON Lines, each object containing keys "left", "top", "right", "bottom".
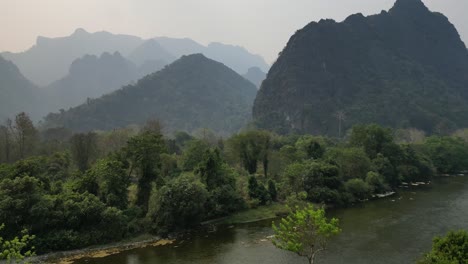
{"left": 32, "top": 203, "right": 287, "bottom": 264}
{"left": 31, "top": 235, "right": 174, "bottom": 264}
{"left": 218, "top": 203, "right": 289, "bottom": 225}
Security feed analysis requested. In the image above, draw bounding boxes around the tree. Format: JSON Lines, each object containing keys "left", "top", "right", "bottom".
{"left": 13, "top": 113, "right": 38, "bottom": 159}
{"left": 228, "top": 130, "right": 271, "bottom": 176}
{"left": 0, "top": 119, "right": 13, "bottom": 163}
{"left": 422, "top": 136, "right": 468, "bottom": 174}
{"left": 272, "top": 205, "right": 341, "bottom": 264}
{"left": 125, "top": 131, "right": 165, "bottom": 212}
{"left": 0, "top": 224, "right": 35, "bottom": 263}
{"left": 147, "top": 174, "right": 208, "bottom": 234}
{"left": 418, "top": 230, "right": 468, "bottom": 264}
{"left": 349, "top": 124, "right": 395, "bottom": 159}
{"left": 70, "top": 132, "right": 97, "bottom": 172}
{"left": 88, "top": 158, "right": 130, "bottom": 209}
{"left": 248, "top": 176, "right": 270, "bottom": 205}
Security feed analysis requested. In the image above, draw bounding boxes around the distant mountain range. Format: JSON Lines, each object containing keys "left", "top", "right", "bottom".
{"left": 253, "top": 0, "right": 468, "bottom": 135}
{"left": 43, "top": 54, "right": 258, "bottom": 135}
{"left": 0, "top": 56, "right": 45, "bottom": 121}
{"left": 1, "top": 29, "right": 269, "bottom": 86}
{"left": 45, "top": 52, "right": 162, "bottom": 111}
{"left": 243, "top": 67, "right": 266, "bottom": 88}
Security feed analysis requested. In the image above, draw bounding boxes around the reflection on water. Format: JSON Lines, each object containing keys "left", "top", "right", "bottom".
{"left": 74, "top": 177, "right": 468, "bottom": 264}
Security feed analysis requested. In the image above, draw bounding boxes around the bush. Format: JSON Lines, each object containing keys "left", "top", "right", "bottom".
{"left": 344, "top": 179, "right": 372, "bottom": 202}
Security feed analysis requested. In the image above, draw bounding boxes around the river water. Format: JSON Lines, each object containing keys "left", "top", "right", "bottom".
{"left": 73, "top": 176, "right": 468, "bottom": 264}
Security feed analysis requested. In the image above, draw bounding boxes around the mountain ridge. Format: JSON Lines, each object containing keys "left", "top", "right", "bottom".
{"left": 253, "top": 0, "right": 468, "bottom": 135}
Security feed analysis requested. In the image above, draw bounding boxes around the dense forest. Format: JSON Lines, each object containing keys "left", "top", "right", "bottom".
{"left": 253, "top": 0, "right": 468, "bottom": 135}
{"left": 2, "top": 111, "right": 468, "bottom": 255}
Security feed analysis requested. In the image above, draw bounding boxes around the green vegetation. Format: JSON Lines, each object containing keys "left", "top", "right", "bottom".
{"left": 418, "top": 230, "right": 468, "bottom": 264}
{"left": 2, "top": 112, "right": 468, "bottom": 256}
{"left": 272, "top": 205, "right": 341, "bottom": 264}
{"left": 0, "top": 224, "right": 35, "bottom": 263}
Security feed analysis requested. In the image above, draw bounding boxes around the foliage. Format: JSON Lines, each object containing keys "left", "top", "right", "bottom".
{"left": 0, "top": 224, "right": 35, "bottom": 263}
{"left": 422, "top": 136, "right": 468, "bottom": 174}
{"left": 272, "top": 205, "right": 341, "bottom": 264}
{"left": 147, "top": 174, "right": 208, "bottom": 234}
{"left": 125, "top": 131, "right": 165, "bottom": 211}
{"left": 418, "top": 230, "right": 468, "bottom": 264}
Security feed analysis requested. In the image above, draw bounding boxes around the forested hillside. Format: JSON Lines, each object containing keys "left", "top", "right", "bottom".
{"left": 43, "top": 54, "right": 258, "bottom": 135}
{"left": 253, "top": 0, "right": 468, "bottom": 135}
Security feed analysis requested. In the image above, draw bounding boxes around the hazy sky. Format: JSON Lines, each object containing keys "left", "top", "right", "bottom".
{"left": 1, "top": 0, "right": 467, "bottom": 63}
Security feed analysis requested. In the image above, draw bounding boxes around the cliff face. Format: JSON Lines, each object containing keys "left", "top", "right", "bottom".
{"left": 253, "top": 0, "right": 468, "bottom": 135}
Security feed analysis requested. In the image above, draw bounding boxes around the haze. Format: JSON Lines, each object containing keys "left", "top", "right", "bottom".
{"left": 0, "top": 0, "right": 468, "bottom": 62}
{"left": 1, "top": 0, "right": 468, "bottom": 63}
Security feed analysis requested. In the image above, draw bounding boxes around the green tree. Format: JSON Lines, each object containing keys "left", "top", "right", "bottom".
{"left": 147, "top": 174, "right": 208, "bottom": 234}
{"left": 423, "top": 136, "right": 468, "bottom": 174}
{"left": 325, "top": 147, "right": 371, "bottom": 180}
{"left": 228, "top": 130, "right": 271, "bottom": 176}
{"left": 0, "top": 225, "right": 35, "bottom": 263}
{"left": 125, "top": 131, "right": 165, "bottom": 212}
{"left": 302, "top": 161, "right": 342, "bottom": 204}
{"left": 70, "top": 132, "right": 97, "bottom": 172}
{"left": 344, "top": 178, "right": 372, "bottom": 202}
{"left": 349, "top": 124, "right": 395, "bottom": 159}
{"left": 295, "top": 135, "right": 326, "bottom": 160}
{"left": 418, "top": 230, "right": 468, "bottom": 264}
{"left": 272, "top": 205, "right": 341, "bottom": 264}
{"left": 88, "top": 158, "right": 130, "bottom": 209}
{"left": 13, "top": 113, "right": 38, "bottom": 159}
{"left": 181, "top": 139, "right": 210, "bottom": 171}
{"left": 248, "top": 176, "right": 270, "bottom": 205}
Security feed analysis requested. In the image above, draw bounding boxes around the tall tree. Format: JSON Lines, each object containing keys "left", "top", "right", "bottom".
{"left": 0, "top": 119, "right": 13, "bottom": 163}
{"left": 228, "top": 130, "right": 271, "bottom": 176}
{"left": 272, "top": 205, "right": 341, "bottom": 264}
{"left": 125, "top": 131, "right": 165, "bottom": 212}
{"left": 70, "top": 132, "right": 97, "bottom": 172}
{"left": 13, "top": 113, "right": 38, "bottom": 159}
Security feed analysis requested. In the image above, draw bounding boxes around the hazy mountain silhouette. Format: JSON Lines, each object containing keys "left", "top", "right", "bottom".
{"left": 1, "top": 28, "right": 143, "bottom": 86}
{"left": 128, "top": 39, "right": 175, "bottom": 66}
{"left": 0, "top": 56, "right": 45, "bottom": 121}
{"left": 154, "top": 37, "right": 270, "bottom": 74}
{"left": 43, "top": 54, "right": 258, "bottom": 135}
{"left": 45, "top": 52, "right": 140, "bottom": 111}
{"left": 253, "top": 0, "right": 468, "bottom": 135}
{"left": 243, "top": 67, "right": 266, "bottom": 88}
{"left": 2, "top": 29, "right": 270, "bottom": 86}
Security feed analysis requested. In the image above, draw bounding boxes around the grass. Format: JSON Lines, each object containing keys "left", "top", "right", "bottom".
{"left": 220, "top": 203, "right": 289, "bottom": 225}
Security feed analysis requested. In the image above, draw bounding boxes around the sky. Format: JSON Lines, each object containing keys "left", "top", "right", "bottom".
{"left": 1, "top": 0, "right": 467, "bottom": 63}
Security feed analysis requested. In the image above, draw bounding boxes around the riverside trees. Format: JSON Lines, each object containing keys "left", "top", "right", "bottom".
{"left": 1, "top": 116, "right": 468, "bottom": 255}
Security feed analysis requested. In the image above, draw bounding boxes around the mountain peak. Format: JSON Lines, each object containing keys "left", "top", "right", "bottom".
{"left": 390, "top": 0, "right": 430, "bottom": 15}
{"left": 72, "top": 28, "right": 89, "bottom": 36}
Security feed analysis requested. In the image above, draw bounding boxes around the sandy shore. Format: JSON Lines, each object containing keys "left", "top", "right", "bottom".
{"left": 31, "top": 236, "right": 175, "bottom": 264}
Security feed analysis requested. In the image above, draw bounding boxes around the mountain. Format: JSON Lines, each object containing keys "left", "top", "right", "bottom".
{"left": 243, "top": 67, "right": 266, "bottom": 88}
{"left": 0, "top": 56, "right": 45, "bottom": 121}
{"left": 253, "top": 0, "right": 468, "bottom": 135}
{"left": 154, "top": 37, "right": 270, "bottom": 74}
{"left": 45, "top": 52, "right": 141, "bottom": 111}
{"left": 128, "top": 39, "right": 175, "bottom": 66}
{"left": 1, "top": 29, "right": 143, "bottom": 86}
{"left": 1, "top": 29, "right": 269, "bottom": 86}
{"left": 204, "top": 42, "right": 270, "bottom": 74}
{"left": 43, "top": 54, "right": 258, "bottom": 135}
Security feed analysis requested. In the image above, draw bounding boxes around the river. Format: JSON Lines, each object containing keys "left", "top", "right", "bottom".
{"left": 73, "top": 176, "right": 468, "bottom": 264}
